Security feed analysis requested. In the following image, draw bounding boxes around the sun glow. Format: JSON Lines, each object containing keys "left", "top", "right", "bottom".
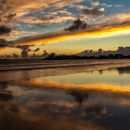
{"left": 1, "top": 24, "right": 130, "bottom": 55}
{"left": 13, "top": 25, "right": 130, "bottom": 47}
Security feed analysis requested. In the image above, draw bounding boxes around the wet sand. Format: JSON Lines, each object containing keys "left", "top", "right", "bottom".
{"left": 0, "top": 59, "right": 130, "bottom": 130}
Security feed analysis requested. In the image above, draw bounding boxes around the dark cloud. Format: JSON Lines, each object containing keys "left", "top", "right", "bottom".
{"left": 0, "top": 25, "right": 11, "bottom": 35}
{"left": 65, "top": 19, "right": 88, "bottom": 31}
{"left": 16, "top": 45, "right": 31, "bottom": 50}
{"left": 82, "top": 8, "right": 103, "bottom": 16}
{"left": 68, "top": 90, "right": 88, "bottom": 105}
{"left": 0, "top": 92, "right": 13, "bottom": 101}
{"left": 28, "top": 49, "right": 31, "bottom": 52}
{"left": 13, "top": 30, "right": 66, "bottom": 44}
{"left": 6, "top": 13, "right": 16, "bottom": 22}
{"left": 16, "top": 45, "right": 31, "bottom": 57}
{"left": 21, "top": 49, "right": 29, "bottom": 57}
{"left": 0, "top": 39, "right": 10, "bottom": 47}
{"left": 119, "top": 20, "right": 130, "bottom": 26}
{"left": 35, "top": 48, "right": 40, "bottom": 52}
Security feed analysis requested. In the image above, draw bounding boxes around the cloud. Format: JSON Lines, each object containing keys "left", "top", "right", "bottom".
{"left": 0, "top": 92, "right": 13, "bottom": 101}
{"left": 5, "top": 13, "right": 16, "bottom": 22}
{"left": 115, "top": 5, "right": 123, "bottom": 8}
{"left": 35, "top": 48, "right": 40, "bottom": 52}
{"left": 70, "top": 4, "right": 88, "bottom": 9}
{"left": 16, "top": 15, "right": 75, "bottom": 29}
{"left": 1, "top": 18, "right": 130, "bottom": 51}
{"left": 16, "top": 45, "right": 31, "bottom": 49}
{"left": 65, "top": 19, "right": 88, "bottom": 31}
{"left": 106, "top": 5, "right": 113, "bottom": 8}
{"left": 0, "top": 0, "right": 86, "bottom": 26}
{"left": 101, "top": 3, "right": 107, "bottom": 6}
{"left": 82, "top": 8, "right": 104, "bottom": 16}
{"left": 0, "top": 10, "right": 129, "bottom": 50}
{"left": 0, "top": 19, "right": 130, "bottom": 52}
{"left": 0, "top": 25, "right": 11, "bottom": 35}
{"left": 0, "top": 39, "right": 14, "bottom": 49}
{"left": 0, "top": 0, "right": 88, "bottom": 36}
{"left": 16, "top": 45, "right": 31, "bottom": 57}
{"left": 91, "top": 1, "right": 100, "bottom": 7}
{"left": 101, "top": 13, "right": 130, "bottom": 24}
{"left": 0, "top": 39, "right": 10, "bottom": 47}
{"left": 9, "top": 19, "right": 130, "bottom": 48}
{"left": 57, "top": 10, "right": 72, "bottom": 15}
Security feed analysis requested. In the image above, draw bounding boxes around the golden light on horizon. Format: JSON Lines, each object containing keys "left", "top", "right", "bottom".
{"left": 0, "top": 24, "right": 130, "bottom": 56}
{"left": 0, "top": 47, "right": 20, "bottom": 56}
{"left": 14, "top": 24, "right": 130, "bottom": 47}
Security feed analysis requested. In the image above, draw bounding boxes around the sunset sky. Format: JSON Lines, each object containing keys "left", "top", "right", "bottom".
{"left": 0, "top": 0, "right": 130, "bottom": 55}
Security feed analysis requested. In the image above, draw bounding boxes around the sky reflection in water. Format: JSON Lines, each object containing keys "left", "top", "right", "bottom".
{"left": 40, "top": 66, "right": 130, "bottom": 87}
{"left": 0, "top": 66, "right": 130, "bottom": 130}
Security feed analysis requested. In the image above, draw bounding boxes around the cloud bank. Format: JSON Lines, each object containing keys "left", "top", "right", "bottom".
{"left": 0, "top": 20, "right": 128, "bottom": 49}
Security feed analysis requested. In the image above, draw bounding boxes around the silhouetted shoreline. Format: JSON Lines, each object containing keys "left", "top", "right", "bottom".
{"left": 0, "top": 55, "right": 130, "bottom": 63}
{"left": 44, "top": 54, "right": 130, "bottom": 60}
{"left": 0, "top": 59, "right": 130, "bottom": 73}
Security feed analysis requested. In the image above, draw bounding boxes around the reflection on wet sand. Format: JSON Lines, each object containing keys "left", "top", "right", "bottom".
{"left": 67, "top": 90, "right": 106, "bottom": 115}
{"left": 0, "top": 80, "right": 130, "bottom": 130}
{"left": 0, "top": 103, "right": 104, "bottom": 130}
{"left": 0, "top": 66, "right": 130, "bottom": 130}
{"left": 0, "top": 83, "right": 104, "bottom": 130}
{"left": 0, "top": 82, "right": 14, "bottom": 102}
{"left": 14, "top": 79, "right": 130, "bottom": 95}
{"left": 117, "top": 66, "right": 130, "bottom": 74}
{"left": 67, "top": 90, "right": 89, "bottom": 105}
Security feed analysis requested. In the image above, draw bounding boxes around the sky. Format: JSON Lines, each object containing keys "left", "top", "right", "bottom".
{"left": 0, "top": 0, "right": 130, "bottom": 55}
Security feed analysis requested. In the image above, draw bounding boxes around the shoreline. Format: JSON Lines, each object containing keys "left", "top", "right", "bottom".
{"left": 0, "top": 59, "right": 130, "bottom": 82}
{"left": 0, "top": 59, "right": 130, "bottom": 72}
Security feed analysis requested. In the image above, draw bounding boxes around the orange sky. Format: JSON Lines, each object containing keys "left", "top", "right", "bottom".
{"left": 14, "top": 24, "right": 130, "bottom": 46}
{"left": 0, "top": 24, "right": 130, "bottom": 55}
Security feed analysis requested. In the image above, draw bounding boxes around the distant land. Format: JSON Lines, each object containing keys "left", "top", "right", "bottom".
{"left": 0, "top": 46, "right": 130, "bottom": 60}
{"left": 45, "top": 47, "right": 130, "bottom": 60}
